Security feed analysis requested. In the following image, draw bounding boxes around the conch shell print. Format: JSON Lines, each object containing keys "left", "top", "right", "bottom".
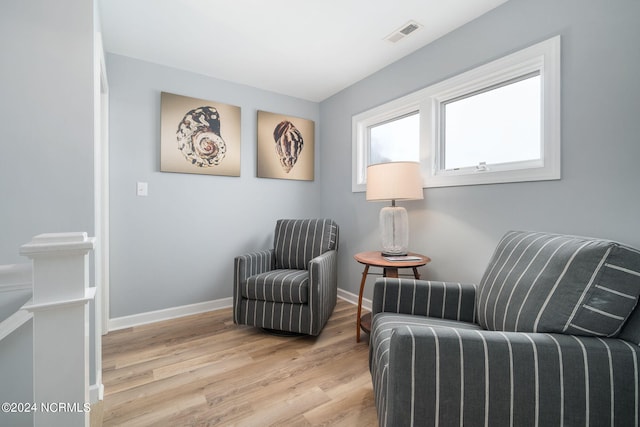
{"left": 273, "top": 120, "right": 304, "bottom": 173}
{"left": 176, "top": 106, "right": 226, "bottom": 167}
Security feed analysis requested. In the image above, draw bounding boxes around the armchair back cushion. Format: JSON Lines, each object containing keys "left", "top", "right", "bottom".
{"left": 274, "top": 218, "right": 338, "bottom": 270}
{"left": 477, "top": 230, "right": 640, "bottom": 337}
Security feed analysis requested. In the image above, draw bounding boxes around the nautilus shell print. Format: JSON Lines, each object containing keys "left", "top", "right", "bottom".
{"left": 273, "top": 120, "right": 304, "bottom": 173}
{"left": 176, "top": 106, "right": 226, "bottom": 167}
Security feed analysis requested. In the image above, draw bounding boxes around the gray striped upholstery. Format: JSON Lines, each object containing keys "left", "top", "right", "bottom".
{"left": 244, "top": 269, "right": 309, "bottom": 304}
{"left": 233, "top": 219, "right": 339, "bottom": 336}
{"left": 372, "top": 278, "right": 477, "bottom": 324}
{"left": 370, "top": 313, "right": 482, "bottom": 417}
{"left": 477, "top": 230, "right": 640, "bottom": 336}
{"left": 274, "top": 218, "right": 338, "bottom": 269}
{"left": 620, "top": 308, "right": 640, "bottom": 345}
{"left": 371, "top": 322, "right": 640, "bottom": 427}
{"left": 370, "top": 231, "right": 640, "bottom": 427}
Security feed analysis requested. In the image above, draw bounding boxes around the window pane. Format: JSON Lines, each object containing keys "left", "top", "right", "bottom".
{"left": 443, "top": 74, "right": 541, "bottom": 170}
{"left": 369, "top": 112, "right": 419, "bottom": 164}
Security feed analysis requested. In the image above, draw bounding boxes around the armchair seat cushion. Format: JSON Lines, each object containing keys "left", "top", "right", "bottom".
{"left": 243, "top": 269, "right": 309, "bottom": 304}
{"left": 373, "top": 313, "right": 481, "bottom": 337}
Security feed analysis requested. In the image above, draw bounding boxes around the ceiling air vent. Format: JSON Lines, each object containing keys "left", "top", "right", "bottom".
{"left": 385, "top": 20, "right": 423, "bottom": 43}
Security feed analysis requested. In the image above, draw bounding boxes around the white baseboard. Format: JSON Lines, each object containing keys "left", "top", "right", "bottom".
{"left": 338, "top": 287, "right": 371, "bottom": 311}
{"left": 107, "top": 290, "right": 368, "bottom": 333}
{"left": 108, "top": 297, "right": 233, "bottom": 331}
{"left": 89, "top": 382, "right": 103, "bottom": 403}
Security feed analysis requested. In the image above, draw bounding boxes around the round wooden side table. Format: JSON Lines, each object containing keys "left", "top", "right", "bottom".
{"left": 353, "top": 251, "right": 431, "bottom": 342}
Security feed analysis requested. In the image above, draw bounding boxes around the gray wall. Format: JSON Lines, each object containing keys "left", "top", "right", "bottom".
{"left": 0, "top": 321, "right": 33, "bottom": 427}
{"left": 0, "top": 0, "right": 97, "bottom": 409}
{"left": 107, "top": 54, "right": 322, "bottom": 317}
{"left": 320, "top": 0, "right": 640, "bottom": 300}
{"left": 102, "top": 0, "right": 640, "bottom": 318}
{"left": 0, "top": 0, "right": 95, "bottom": 263}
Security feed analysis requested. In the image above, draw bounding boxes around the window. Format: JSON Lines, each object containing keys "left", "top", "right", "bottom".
{"left": 442, "top": 73, "right": 541, "bottom": 170}
{"left": 352, "top": 36, "right": 560, "bottom": 191}
{"left": 369, "top": 112, "right": 420, "bottom": 164}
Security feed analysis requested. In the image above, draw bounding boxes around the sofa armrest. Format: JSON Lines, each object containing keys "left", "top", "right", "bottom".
{"left": 372, "top": 277, "right": 477, "bottom": 323}
{"left": 374, "top": 326, "right": 640, "bottom": 427}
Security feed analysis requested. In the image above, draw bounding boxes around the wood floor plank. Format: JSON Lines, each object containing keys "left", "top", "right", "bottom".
{"left": 102, "top": 299, "right": 377, "bottom": 426}
{"left": 303, "top": 383, "right": 376, "bottom": 426}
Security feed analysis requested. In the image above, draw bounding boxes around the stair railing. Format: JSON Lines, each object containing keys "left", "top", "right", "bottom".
{"left": 19, "top": 232, "right": 95, "bottom": 427}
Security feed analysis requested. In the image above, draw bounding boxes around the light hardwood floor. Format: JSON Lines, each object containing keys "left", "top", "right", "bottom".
{"left": 101, "top": 299, "right": 378, "bottom": 426}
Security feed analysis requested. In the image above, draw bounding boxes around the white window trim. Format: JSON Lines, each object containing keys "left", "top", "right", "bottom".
{"left": 352, "top": 35, "right": 561, "bottom": 192}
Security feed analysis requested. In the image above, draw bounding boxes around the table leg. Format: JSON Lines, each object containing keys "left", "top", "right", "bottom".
{"left": 412, "top": 267, "right": 421, "bottom": 279}
{"left": 383, "top": 267, "right": 399, "bottom": 278}
{"left": 357, "top": 265, "right": 369, "bottom": 343}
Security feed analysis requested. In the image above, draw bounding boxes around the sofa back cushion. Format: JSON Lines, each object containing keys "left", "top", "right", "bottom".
{"left": 274, "top": 219, "right": 339, "bottom": 270}
{"left": 477, "top": 230, "right": 640, "bottom": 337}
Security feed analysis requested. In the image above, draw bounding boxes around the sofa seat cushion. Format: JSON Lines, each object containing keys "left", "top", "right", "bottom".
{"left": 477, "top": 231, "right": 640, "bottom": 337}
{"left": 243, "top": 269, "right": 308, "bottom": 304}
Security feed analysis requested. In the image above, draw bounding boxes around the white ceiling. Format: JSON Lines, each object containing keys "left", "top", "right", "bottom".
{"left": 98, "top": 0, "right": 509, "bottom": 102}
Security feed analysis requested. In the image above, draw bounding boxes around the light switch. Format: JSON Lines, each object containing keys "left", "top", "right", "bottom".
{"left": 136, "top": 182, "right": 148, "bottom": 196}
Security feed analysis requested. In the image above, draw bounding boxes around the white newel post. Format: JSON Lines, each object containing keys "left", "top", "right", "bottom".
{"left": 20, "top": 232, "right": 96, "bottom": 427}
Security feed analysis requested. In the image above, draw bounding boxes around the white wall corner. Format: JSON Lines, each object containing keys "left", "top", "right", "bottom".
{"left": 338, "top": 287, "right": 371, "bottom": 312}
{"left": 89, "top": 383, "right": 104, "bottom": 403}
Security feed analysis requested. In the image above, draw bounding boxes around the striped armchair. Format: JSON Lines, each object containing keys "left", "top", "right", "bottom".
{"left": 233, "top": 219, "right": 339, "bottom": 336}
{"left": 370, "top": 231, "right": 640, "bottom": 427}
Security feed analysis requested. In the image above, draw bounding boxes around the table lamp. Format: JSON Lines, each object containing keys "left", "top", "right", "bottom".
{"left": 366, "top": 161, "right": 424, "bottom": 256}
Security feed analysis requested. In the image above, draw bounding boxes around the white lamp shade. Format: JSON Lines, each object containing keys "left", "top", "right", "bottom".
{"left": 366, "top": 161, "right": 424, "bottom": 202}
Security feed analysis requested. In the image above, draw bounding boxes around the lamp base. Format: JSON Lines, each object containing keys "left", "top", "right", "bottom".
{"left": 379, "top": 205, "right": 409, "bottom": 257}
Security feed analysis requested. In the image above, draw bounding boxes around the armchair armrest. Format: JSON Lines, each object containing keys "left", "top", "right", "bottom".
{"left": 233, "top": 249, "right": 275, "bottom": 325}
{"left": 372, "top": 277, "right": 477, "bottom": 323}
{"left": 375, "top": 326, "right": 640, "bottom": 426}
{"left": 308, "top": 250, "right": 338, "bottom": 335}
{"left": 309, "top": 250, "right": 338, "bottom": 291}
{"left": 234, "top": 249, "right": 275, "bottom": 286}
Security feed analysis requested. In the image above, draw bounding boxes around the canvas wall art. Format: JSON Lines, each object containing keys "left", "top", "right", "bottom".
{"left": 161, "top": 92, "right": 241, "bottom": 176}
{"left": 257, "top": 110, "right": 314, "bottom": 181}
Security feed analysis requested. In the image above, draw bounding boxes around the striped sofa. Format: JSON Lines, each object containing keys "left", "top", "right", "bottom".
{"left": 370, "top": 230, "right": 640, "bottom": 427}
{"left": 233, "top": 218, "right": 339, "bottom": 336}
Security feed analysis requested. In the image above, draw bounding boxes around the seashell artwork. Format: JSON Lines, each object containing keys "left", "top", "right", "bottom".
{"left": 273, "top": 120, "right": 303, "bottom": 173}
{"left": 160, "top": 92, "right": 241, "bottom": 176}
{"left": 177, "top": 106, "right": 227, "bottom": 167}
{"left": 257, "top": 110, "right": 314, "bottom": 181}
